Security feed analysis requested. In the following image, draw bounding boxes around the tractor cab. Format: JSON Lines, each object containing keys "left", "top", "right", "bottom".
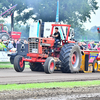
{"left": 50, "top": 24, "right": 75, "bottom": 44}
{"left": 29, "top": 20, "right": 75, "bottom": 41}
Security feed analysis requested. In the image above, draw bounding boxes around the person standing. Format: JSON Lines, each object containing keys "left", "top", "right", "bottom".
{"left": 16, "top": 39, "right": 21, "bottom": 48}
{"left": 13, "top": 39, "right": 17, "bottom": 48}
{"left": 8, "top": 41, "right": 14, "bottom": 50}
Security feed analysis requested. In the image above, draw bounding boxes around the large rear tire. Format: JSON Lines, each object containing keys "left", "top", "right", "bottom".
{"left": 0, "top": 33, "right": 10, "bottom": 40}
{"left": 44, "top": 57, "right": 55, "bottom": 74}
{"left": 59, "top": 43, "right": 82, "bottom": 73}
{"left": 30, "top": 62, "right": 44, "bottom": 71}
{"left": 14, "top": 55, "right": 25, "bottom": 72}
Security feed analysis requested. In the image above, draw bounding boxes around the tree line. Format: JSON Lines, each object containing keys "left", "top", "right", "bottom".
{"left": 0, "top": 0, "right": 99, "bottom": 39}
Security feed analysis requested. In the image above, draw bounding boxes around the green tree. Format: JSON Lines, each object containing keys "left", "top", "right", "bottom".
{"left": 0, "top": 0, "right": 99, "bottom": 39}
{"left": 0, "top": 0, "right": 98, "bottom": 28}
{"left": 28, "top": 0, "right": 98, "bottom": 28}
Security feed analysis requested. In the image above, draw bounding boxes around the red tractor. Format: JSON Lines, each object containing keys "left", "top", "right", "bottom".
{"left": 0, "top": 24, "right": 21, "bottom": 40}
{"left": 14, "top": 24, "right": 82, "bottom": 74}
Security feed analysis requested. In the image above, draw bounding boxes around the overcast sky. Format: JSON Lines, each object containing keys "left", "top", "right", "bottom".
{"left": 84, "top": 0, "right": 100, "bottom": 29}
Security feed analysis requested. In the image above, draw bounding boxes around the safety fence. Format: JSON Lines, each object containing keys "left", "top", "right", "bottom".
{"left": 0, "top": 51, "right": 11, "bottom": 62}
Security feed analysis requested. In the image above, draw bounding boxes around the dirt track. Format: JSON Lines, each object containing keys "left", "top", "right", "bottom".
{"left": 0, "top": 68, "right": 100, "bottom": 84}
{"left": 0, "top": 68, "right": 100, "bottom": 99}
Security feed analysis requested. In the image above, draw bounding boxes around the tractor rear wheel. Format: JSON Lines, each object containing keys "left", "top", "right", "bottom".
{"left": 59, "top": 43, "right": 82, "bottom": 73}
{"left": 30, "top": 62, "right": 44, "bottom": 71}
{"left": 0, "top": 33, "right": 10, "bottom": 40}
{"left": 14, "top": 55, "right": 25, "bottom": 72}
{"left": 44, "top": 57, "right": 55, "bottom": 74}
{"left": 92, "top": 59, "right": 98, "bottom": 72}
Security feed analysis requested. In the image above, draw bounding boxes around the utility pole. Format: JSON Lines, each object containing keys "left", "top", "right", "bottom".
{"left": 11, "top": 12, "right": 14, "bottom": 32}
{"left": 56, "top": 0, "right": 59, "bottom": 22}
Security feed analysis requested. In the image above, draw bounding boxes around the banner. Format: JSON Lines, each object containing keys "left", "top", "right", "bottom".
{"left": 0, "top": 51, "right": 11, "bottom": 62}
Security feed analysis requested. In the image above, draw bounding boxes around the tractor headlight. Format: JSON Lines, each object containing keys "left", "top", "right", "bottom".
{"left": 36, "top": 38, "right": 39, "bottom": 42}
{"left": 63, "top": 41, "right": 65, "bottom": 43}
{"left": 32, "top": 49, "right": 38, "bottom": 53}
{"left": 28, "top": 38, "right": 31, "bottom": 42}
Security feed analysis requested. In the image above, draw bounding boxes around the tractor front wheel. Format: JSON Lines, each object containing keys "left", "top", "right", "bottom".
{"left": 44, "top": 57, "right": 55, "bottom": 74}
{"left": 14, "top": 55, "right": 25, "bottom": 72}
{"left": 92, "top": 59, "right": 98, "bottom": 72}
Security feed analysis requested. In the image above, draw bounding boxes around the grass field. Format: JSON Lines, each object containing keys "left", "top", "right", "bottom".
{"left": 0, "top": 62, "right": 29, "bottom": 68}
{"left": 0, "top": 80, "right": 100, "bottom": 91}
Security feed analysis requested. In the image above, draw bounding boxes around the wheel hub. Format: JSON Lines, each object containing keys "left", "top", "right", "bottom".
{"left": 2, "top": 36, "right": 8, "bottom": 40}
{"left": 19, "top": 59, "right": 23, "bottom": 68}
{"left": 50, "top": 62, "right": 54, "bottom": 70}
{"left": 71, "top": 54, "right": 76, "bottom": 65}
{"left": 94, "top": 63, "right": 97, "bottom": 70}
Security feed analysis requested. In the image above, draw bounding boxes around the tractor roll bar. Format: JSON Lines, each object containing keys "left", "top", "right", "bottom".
{"left": 51, "top": 24, "right": 71, "bottom": 40}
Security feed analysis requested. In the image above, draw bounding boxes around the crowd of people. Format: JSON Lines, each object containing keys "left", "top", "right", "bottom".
{"left": 1, "top": 38, "right": 100, "bottom": 52}
{"left": 78, "top": 41, "right": 100, "bottom": 50}
{"left": 0, "top": 39, "right": 28, "bottom": 51}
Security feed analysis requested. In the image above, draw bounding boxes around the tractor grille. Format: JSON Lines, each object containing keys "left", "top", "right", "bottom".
{"left": 29, "top": 43, "right": 38, "bottom": 53}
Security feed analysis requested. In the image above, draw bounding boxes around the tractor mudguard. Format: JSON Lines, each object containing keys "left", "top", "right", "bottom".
{"left": 8, "top": 53, "right": 18, "bottom": 57}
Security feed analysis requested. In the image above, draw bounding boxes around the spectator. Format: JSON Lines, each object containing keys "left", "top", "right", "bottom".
{"left": 7, "top": 39, "right": 10, "bottom": 44}
{"left": 90, "top": 42, "right": 93, "bottom": 49}
{"left": 78, "top": 42, "right": 83, "bottom": 50}
{"left": 24, "top": 39, "right": 28, "bottom": 44}
{"left": 98, "top": 41, "right": 100, "bottom": 47}
{"left": 88, "top": 42, "right": 93, "bottom": 49}
{"left": 0, "top": 39, "right": 7, "bottom": 51}
{"left": 16, "top": 39, "right": 21, "bottom": 48}
{"left": 81, "top": 42, "right": 87, "bottom": 50}
{"left": 8, "top": 41, "right": 14, "bottom": 50}
{"left": 2, "top": 40, "right": 7, "bottom": 51}
{"left": 13, "top": 39, "right": 17, "bottom": 48}
{"left": 78, "top": 42, "right": 84, "bottom": 55}
{"left": 92, "top": 41, "right": 95, "bottom": 48}
{"left": 88, "top": 42, "right": 90, "bottom": 49}
{"left": 96, "top": 42, "right": 100, "bottom": 51}
{"left": 95, "top": 43, "right": 99, "bottom": 49}
{"left": 0, "top": 39, "right": 3, "bottom": 51}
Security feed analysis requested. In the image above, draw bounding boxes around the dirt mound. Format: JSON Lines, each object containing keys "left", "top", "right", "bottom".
{"left": 0, "top": 86, "right": 100, "bottom": 100}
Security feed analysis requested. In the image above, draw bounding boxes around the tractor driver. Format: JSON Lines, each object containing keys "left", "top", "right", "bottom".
{"left": 52, "top": 27, "right": 61, "bottom": 48}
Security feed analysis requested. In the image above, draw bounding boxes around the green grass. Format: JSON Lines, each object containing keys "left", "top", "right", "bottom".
{"left": 0, "top": 80, "right": 100, "bottom": 91}
{"left": 0, "top": 62, "right": 29, "bottom": 68}
{"left": 0, "top": 64, "right": 29, "bottom": 68}
{"left": 0, "top": 64, "right": 14, "bottom": 68}
{"left": 0, "top": 62, "right": 11, "bottom": 64}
